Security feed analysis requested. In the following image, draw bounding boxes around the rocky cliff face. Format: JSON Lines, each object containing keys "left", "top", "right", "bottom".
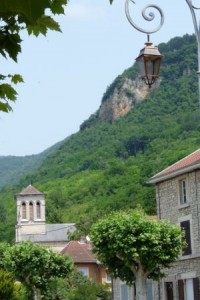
{"left": 98, "top": 77, "right": 158, "bottom": 122}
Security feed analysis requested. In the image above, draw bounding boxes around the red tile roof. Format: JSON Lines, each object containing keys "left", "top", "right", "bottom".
{"left": 148, "top": 149, "right": 200, "bottom": 183}
{"left": 61, "top": 241, "right": 98, "bottom": 263}
{"left": 18, "top": 184, "right": 44, "bottom": 195}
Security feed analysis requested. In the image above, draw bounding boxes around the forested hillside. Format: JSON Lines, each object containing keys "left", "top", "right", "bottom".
{"left": 0, "top": 139, "right": 67, "bottom": 190}
{"left": 0, "top": 34, "right": 200, "bottom": 242}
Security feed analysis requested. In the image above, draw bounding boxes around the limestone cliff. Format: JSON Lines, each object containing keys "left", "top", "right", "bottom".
{"left": 80, "top": 66, "right": 161, "bottom": 131}
{"left": 98, "top": 76, "right": 158, "bottom": 122}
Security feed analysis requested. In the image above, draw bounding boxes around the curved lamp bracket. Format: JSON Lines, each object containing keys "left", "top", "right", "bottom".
{"left": 125, "top": 0, "right": 164, "bottom": 35}
{"left": 186, "top": 0, "right": 200, "bottom": 10}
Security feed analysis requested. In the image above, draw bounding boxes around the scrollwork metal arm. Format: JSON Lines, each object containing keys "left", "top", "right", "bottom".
{"left": 125, "top": 0, "right": 164, "bottom": 36}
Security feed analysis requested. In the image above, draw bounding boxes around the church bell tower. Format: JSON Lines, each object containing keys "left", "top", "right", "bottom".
{"left": 15, "top": 184, "right": 46, "bottom": 242}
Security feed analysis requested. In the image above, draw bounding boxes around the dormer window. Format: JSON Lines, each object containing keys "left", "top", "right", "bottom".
{"left": 179, "top": 178, "right": 187, "bottom": 205}
{"left": 21, "top": 202, "right": 27, "bottom": 219}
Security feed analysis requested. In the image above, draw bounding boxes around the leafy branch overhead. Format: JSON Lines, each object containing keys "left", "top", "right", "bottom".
{"left": 0, "top": 0, "right": 68, "bottom": 113}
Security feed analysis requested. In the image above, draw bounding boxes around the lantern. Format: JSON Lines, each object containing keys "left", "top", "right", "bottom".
{"left": 136, "top": 41, "right": 163, "bottom": 88}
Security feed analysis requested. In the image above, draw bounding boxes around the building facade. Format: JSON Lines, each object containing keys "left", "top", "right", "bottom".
{"left": 113, "top": 279, "right": 157, "bottom": 300}
{"left": 148, "top": 148, "right": 200, "bottom": 300}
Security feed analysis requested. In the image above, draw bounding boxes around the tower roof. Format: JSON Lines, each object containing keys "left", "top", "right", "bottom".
{"left": 16, "top": 184, "right": 44, "bottom": 196}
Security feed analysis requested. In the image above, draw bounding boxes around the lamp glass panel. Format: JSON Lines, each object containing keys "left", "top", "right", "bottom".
{"left": 145, "top": 59, "right": 154, "bottom": 77}
{"left": 136, "top": 59, "right": 145, "bottom": 77}
{"left": 153, "top": 58, "right": 161, "bottom": 76}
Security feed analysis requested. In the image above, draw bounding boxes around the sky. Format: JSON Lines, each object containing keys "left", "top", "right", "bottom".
{"left": 0, "top": 0, "right": 197, "bottom": 156}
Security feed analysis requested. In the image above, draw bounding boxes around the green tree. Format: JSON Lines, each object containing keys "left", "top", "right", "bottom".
{"left": 69, "top": 273, "right": 111, "bottom": 300}
{"left": 0, "top": 269, "right": 17, "bottom": 300}
{"left": 0, "top": 268, "right": 27, "bottom": 300}
{"left": 90, "top": 210, "right": 184, "bottom": 300}
{"left": 3, "top": 241, "right": 73, "bottom": 300}
{"left": 48, "top": 270, "right": 111, "bottom": 300}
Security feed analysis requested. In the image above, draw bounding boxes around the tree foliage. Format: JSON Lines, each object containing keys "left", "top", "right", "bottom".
{"left": 90, "top": 210, "right": 183, "bottom": 300}
{"left": 0, "top": 270, "right": 27, "bottom": 300}
{"left": 0, "top": 269, "right": 21, "bottom": 300}
{"left": 0, "top": 242, "right": 110, "bottom": 300}
{"left": 32, "top": 269, "right": 111, "bottom": 300}
{"left": 70, "top": 280, "right": 111, "bottom": 300}
{"left": 2, "top": 241, "right": 73, "bottom": 299}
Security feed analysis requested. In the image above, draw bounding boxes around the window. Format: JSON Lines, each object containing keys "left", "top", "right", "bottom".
{"left": 178, "top": 278, "right": 199, "bottom": 300}
{"left": 106, "top": 273, "right": 112, "bottom": 283}
{"left": 181, "top": 220, "right": 192, "bottom": 255}
{"left": 179, "top": 179, "right": 187, "bottom": 204}
{"left": 165, "top": 282, "right": 174, "bottom": 300}
{"left": 21, "top": 202, "right": 27, "bottom": 219}
{"left": 147, "top": 281, "right": 153, "bottom": 300}
{"left": 36, "top": 201, "right": 41, "bottom": 219}
{"left": 29, "top": 202, "right": 34, "bottom": 221}
{"left": 121, "top": 284, "right": 128, "bottom": 300}
{"left": 77, "top": 267, "right": 89, "bottom": 277}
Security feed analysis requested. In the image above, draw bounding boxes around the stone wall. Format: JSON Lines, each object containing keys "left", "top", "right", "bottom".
{"left": 155, "top": 169, "right": 200, "bottom": 299}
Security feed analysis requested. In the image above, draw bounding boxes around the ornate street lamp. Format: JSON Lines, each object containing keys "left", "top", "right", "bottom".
{"left": 125, "top": 0, "right": 200, "bottom": 103}
{"left": 125, "top": 0, "right": 164, "bottom": 88}
{"left": 135, "top": 38, "right": 163, "bottom": 88}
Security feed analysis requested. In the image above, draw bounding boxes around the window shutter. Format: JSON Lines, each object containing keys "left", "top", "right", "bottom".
{"left": 178, "top": 280, "right": 184, "bottom": 300}
{"left": 121, "top": 284, "right": 128, "bottom": 300}
{"left": 147, "top": 281, "right": 153, "bottom": 300}
{"left": 193, "top": 277, "right": 199, "bottom": 300}
{"left": 181, "top": 220, "right": 192, "bottom": 255}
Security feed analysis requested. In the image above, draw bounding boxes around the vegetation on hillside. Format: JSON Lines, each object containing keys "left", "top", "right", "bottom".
{"left": 0, "top": 34, "right": 199, "bottom": 242}
{"left": 0, "top": 139, "right": 66, "bottom": 190}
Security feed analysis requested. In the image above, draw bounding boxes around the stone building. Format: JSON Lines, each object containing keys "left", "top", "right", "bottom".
{"left": 15, "top": 184, "right": 75, "bottom": 252}
{"left": 148, "top": 148, "right": 200, "bottom": 300}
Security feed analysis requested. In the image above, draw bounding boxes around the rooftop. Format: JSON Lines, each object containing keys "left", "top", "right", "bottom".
{"left": 61, "top": 240, "right": 97, "bottom": 263}
{"left": 148, "top": 148, "right": 200, "bottom": 184}
{"left": 16, "top": 184, "right": 44, "bottom": 196}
